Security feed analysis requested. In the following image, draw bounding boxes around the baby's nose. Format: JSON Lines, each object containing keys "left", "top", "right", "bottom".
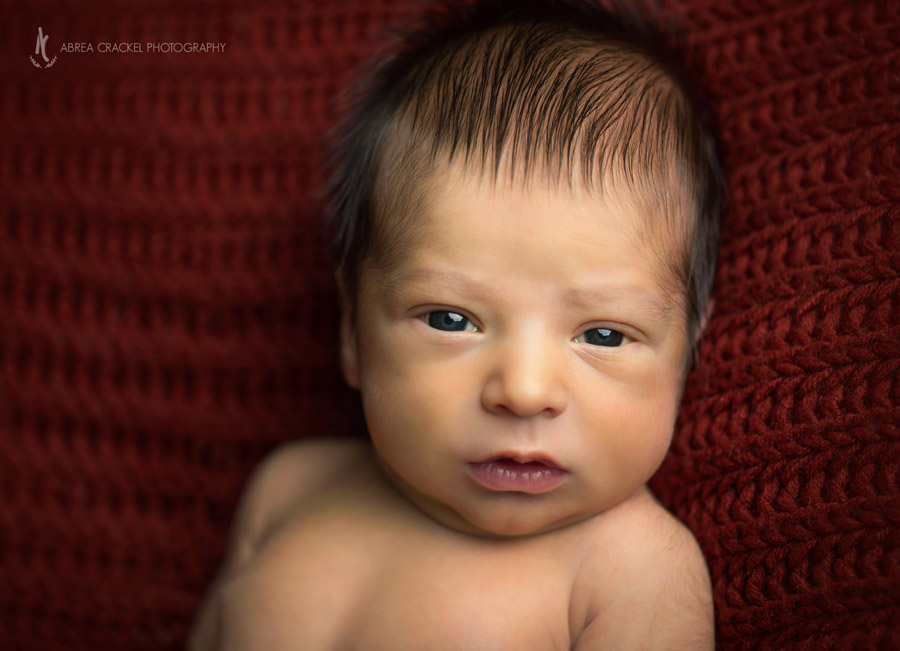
{"left": 480, "top": 330, "right": 567, "bottom": 418}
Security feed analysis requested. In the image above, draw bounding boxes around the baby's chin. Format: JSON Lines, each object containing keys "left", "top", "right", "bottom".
{"left": 446, "top": 503, "right": 599, "bottom": 539}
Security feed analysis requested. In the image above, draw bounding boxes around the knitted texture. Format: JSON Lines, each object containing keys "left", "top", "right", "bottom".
{"left": 650, "top": 0, "right": 900, "bottom": 648}
{"left": 1, "top": 0, "right": 898, "bottom": 649}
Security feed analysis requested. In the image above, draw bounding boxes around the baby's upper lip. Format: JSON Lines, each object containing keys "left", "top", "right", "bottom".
{"left": 474, "top": 452, "right": 567, "bottom": 471}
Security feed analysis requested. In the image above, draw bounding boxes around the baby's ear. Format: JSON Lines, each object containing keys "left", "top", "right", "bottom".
{"left": 695, "top": 299, "right": 714, "bottom": 346}
{"left": 337, "top": 274, "right": 361, "bottom": 389}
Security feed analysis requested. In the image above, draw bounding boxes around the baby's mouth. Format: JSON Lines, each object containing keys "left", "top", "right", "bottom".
{"left": 467, "top": 455, "right": 567, "bottom": 494}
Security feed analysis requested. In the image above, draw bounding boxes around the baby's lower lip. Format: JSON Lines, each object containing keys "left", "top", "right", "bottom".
{"left": 467, "top": 458, "right": 567, "bottom": 494}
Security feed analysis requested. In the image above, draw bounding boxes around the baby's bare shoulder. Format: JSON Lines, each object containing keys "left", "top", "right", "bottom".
{"left": 188, "top": 438, "right": 369, "bottom": 651}
{"left": 240, "top": 438, "right": 369, "bottom": 539}
{"left": 250, "top": 437, "right": 368, "bottom": 499}
{"left": 572, "top": 488, "right": 714, "bottom": 650}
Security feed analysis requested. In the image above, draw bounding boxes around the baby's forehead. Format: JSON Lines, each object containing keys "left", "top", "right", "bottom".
{"left": 371, "top": 162, "right": 692, "bottom": 313}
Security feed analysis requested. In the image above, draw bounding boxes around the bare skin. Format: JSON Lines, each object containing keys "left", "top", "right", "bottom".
{"left": 189, "top": 439, "right": 713, "bottom": 650}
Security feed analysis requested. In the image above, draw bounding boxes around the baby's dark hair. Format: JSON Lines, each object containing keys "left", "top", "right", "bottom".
{"left": 326, "top": 0, "right": 725, "bottom": 340}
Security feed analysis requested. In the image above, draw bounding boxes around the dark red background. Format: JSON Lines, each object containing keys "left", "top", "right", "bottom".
{"left": 1, "top": 0, "right": 898, "bottom": 648}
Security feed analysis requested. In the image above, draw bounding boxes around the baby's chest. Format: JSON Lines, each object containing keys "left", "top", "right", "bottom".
{"left": 230, "top": 513, "right": 577, "bottom": 650}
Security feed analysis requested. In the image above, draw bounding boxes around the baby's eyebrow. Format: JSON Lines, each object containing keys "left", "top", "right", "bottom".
{"left": 382, "top": 268, "right": 496, "bottom": 299}
{"left": 561, "top": 286, "right": 678, "bottom": 324}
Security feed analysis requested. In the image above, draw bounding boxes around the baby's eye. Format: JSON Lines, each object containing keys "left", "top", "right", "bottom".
{"left": 424, "top": 311, "right": 478, "bottom": 332}
{"left": 574, "top": 328, "right": 627, "bottom": 347}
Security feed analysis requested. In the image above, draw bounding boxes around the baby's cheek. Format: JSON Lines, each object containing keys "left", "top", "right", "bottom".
{"left": 606, "top": 380, "right": 680, "bottom": 470}
{"left": 361, "top": 368, "right": 439, "bottom": 449}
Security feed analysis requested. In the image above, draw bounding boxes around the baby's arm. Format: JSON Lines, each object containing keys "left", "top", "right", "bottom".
{"left": 188, "top": 444, "right": 297, "bottom": 650}
{"left": 187, "top": 438, "right": 367, "bottom": 651}
{"left": 573, "top": 496, "right": 715, "bottom": 650}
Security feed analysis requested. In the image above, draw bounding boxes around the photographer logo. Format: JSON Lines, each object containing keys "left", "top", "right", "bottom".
{"left": 30, "top": 27, "right": 57, "bottom": 69}
{"left": 28, "top": 24, "right": 227, "bottom": 68}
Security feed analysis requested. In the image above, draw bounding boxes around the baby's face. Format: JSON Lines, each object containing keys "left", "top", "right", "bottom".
{"left": 342, "top": 165, "right": 691, "bottom": 537}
